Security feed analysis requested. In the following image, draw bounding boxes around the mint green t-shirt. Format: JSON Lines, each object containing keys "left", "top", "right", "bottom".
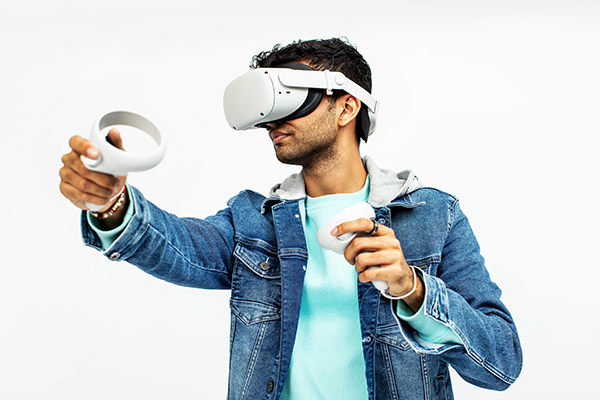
{"left": 280, "top": 178, "right": 371, "bottom": 400}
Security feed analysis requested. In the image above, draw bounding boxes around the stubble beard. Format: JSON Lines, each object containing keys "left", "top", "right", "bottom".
{"left": 273, "top": 109, "right": 338, "bottom": 169}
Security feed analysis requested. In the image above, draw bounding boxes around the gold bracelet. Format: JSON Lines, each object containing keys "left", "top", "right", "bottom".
{"left": 89, "top": 186, "right": 127, "bottom": 220}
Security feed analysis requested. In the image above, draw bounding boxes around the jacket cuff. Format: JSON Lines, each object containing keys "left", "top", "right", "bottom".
{"left": 394, "top": 269, "right": 462, "bottom": 346}
{"left": 80, "top": 185, "right": 150, "bottom": 262}
{"left": 86, "top": 184, "right": 136, "bottom": 249}
{"left": 393, "top": 269, "right": 463, "bottom": 352}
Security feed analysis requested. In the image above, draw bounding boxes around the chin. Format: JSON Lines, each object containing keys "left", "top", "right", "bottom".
{"left": 275, "top": 150, "right": 304, "bottom": 166}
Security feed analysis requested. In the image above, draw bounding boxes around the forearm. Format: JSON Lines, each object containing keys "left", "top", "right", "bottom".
{"left": 433, "top": 274, "right": 521, "bottom": 389}
{"left": 82, "top": 185, "right": 235, "bottom": 289}
{"left": 401, "top": 267, "right": 425, "bottom": 313}
{"left": 394, "top": 270, "right": 521, "bottom": 390}
{"left": 393, "top": 199, "right": 522, "bottom": 390}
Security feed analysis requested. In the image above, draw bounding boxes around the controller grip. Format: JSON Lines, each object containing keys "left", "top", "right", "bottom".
{"left": 316, "top": 202, "right": 388, "bottom": 292}
{"left": 80, "top": 151, "right": 106, "bottom": 211}
{"left": 316, "top": 202, "right": 375, "bottom": 253}
{"left": 368, "top": 266, "right": 388, "bottom": 291}
{"left": 85, "top": 187, "right": 123, "bottom": 212}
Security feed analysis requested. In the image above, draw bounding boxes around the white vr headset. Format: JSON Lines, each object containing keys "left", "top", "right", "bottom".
{"left": 223, "top": 63, "right": 379, "bottom": 141}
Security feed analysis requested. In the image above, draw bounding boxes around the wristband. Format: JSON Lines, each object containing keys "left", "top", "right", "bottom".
{"left": 381, "top": 265, "right": 418, "bottom": 300}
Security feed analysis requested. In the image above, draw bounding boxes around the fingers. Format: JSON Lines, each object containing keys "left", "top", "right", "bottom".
{"left": 359, "top": 261, "right": 418, "bottom": 300}
{"left": 106, "top": 128, "right": 125, "bottom": 151}
{"left": 338, "top": 221, "right": 397, "bottom": 265}
{"left": 331, "top": 217, "right": 420, "bottom": 301}
{"left": 352, "top": 248, "right": 415, "bottom": 296}
{"left": 61, "top": 147, "right": 122, "bottom": 189}
{"left": 69, "top": 135, "right": 99, "bottom": 159}
{"left": 60, "top": 163, "right": 120, "bottom": 198}
{"left": 332, "top": 217, "right": 379, "bottom": 237}
{"left": 59, "top": 180, "right": 113, "bottom": 210}
{"left": 353, "top": 248, "right": 397, "bottom": 274}
{"left": 60, "top": 134, "right": 126, "bottom": 210}
{"left": 59, "top": 166, "right": 123, "bottom": 209}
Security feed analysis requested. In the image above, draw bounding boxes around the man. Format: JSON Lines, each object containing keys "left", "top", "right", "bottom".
{"left": 59, "top": 38, "right": 522, "bottom": 399}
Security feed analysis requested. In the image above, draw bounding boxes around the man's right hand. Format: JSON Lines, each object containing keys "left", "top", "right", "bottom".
{"left": 59, "top": 129, "right": 127, "bottom": 212}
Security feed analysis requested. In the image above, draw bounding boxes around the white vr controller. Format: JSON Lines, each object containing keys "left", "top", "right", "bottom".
{"left": 316, "top": 202, "right": 388, "bottom": 292}
{"left": 80, "top": 111, "right": 166, "bottom": 211}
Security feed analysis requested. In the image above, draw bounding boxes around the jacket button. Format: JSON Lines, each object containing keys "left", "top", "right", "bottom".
{"left": 109, "top": 252, "right": 120, "bottom": 261}
{"left": 260, "top": 262, "right": 270, "bottom": 271}
{"left": 267, "top": 380, "right": 274, "bottom": 392}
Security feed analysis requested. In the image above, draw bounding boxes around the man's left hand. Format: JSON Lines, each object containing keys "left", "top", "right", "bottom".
{"left": 332, "top": 218, "right": 425, "bottom": 312}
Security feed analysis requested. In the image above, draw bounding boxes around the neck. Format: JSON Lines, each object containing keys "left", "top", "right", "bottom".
{"left": 302, "top": 146, "right": 367, "bottom": 198}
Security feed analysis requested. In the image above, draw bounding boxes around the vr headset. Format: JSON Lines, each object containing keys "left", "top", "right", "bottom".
{"left": 223, "top": 63, "right": 379, "bottom": 141}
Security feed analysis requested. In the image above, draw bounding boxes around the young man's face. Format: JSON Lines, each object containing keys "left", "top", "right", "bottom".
{"left": 265, "top": 95, "right": 340, "bottom": 167}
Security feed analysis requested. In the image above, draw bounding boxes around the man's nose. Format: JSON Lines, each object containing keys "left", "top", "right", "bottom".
{"left": 264, "top": 121, "right": 281, "bottom": 130}
{"left": 257, "top": 121, "right": 278, "bottom": 131}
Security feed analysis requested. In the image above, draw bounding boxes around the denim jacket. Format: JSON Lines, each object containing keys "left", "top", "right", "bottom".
{"left": 81, "top": 157, "right": 522, "bottom": 400}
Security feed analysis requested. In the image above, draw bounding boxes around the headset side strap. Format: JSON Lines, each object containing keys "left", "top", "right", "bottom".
{"left": 278, "top": 69, "right": 378, "bottom": 113}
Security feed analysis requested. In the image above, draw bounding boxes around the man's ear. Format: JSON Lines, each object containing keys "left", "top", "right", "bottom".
{"left": 337, "top": 94, "right": 361, "bottom": 128}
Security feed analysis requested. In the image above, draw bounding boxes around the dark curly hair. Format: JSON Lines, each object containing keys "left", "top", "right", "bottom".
{"left": 251, "top": 37, "right": 373, "bottom": 141}
{"left": 251, "top": 37, "right": 372, "bottom": 99}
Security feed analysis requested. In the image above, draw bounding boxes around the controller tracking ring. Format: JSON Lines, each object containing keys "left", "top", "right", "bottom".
{"left": 80, "top": 111, "right": 166, "bottom": 211}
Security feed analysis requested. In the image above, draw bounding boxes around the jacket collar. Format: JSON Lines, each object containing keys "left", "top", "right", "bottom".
{"left": 263, "top": 156, "right": 423, "bottom": 210}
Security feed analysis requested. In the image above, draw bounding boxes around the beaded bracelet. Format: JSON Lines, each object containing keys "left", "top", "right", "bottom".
{"left": 89, "top": 186, "right": 126, "bottom": 220}
{"left": 381, "top": 265, "right": 418, "bottom": 300}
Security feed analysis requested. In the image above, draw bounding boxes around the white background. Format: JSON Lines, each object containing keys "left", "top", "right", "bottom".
{"left": 1, "top": 0, "right": 598, "bottom": 399}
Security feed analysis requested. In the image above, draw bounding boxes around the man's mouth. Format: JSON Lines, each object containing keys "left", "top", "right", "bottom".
{"left": 270, "top": 131, "right": 291, "bottom": 144}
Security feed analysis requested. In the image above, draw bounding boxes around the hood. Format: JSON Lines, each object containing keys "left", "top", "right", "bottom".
{"left": 268, "top": 155, "right": 422, "bottom": 207}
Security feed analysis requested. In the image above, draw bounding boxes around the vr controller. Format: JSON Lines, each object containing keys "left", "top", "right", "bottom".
{"left": 316, "top": 202, "right": 388, "bottom": 292}
{"left": 80, "top": 111, "right": 166, "bottom": 211}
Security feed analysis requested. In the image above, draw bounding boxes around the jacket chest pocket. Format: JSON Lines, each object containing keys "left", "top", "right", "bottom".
{"left": 231, "top": 242, "right": 282, "bottom": 321}
{"left": 234, "top": 242, "right": 281, "bottom": 279}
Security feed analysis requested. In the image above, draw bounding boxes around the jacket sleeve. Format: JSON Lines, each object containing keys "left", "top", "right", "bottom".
{"left": 81, "top": 185, "right": 235, "bottom": 289}
{"left": 393, "top": 198, "right": 522, "bottom": 391}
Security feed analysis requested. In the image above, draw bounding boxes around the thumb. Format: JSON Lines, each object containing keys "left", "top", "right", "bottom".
{"left": 106, "top": 128, "right": 125, "bottom": 151}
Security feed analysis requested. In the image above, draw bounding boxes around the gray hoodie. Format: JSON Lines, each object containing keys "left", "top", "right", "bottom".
{"left": 269, "top": 155, "right": 423, "bottom": 206}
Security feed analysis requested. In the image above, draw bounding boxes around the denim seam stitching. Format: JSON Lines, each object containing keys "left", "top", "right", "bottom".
{"left": 230, "top": 299, "right": 281, "bottom": 326}
{"left": 447, "top": 197, "right": 458, "bottom": 236}
{"left": 465, "top": 347, "right": 517, "bottom": 385}
{"left": 146, "top": 222, "right": 232, "bottom": 277}
{"left": 381, "top": 343, "right": 399, "bottom": 400}
{"left": 420, "top": 354, "right": 430, "bottom": 400}
{"left": 235, "top": 235, "right": 278, "bottom": 254}
{"left": 239, "top": 322, "right": 268, "bottom": 399}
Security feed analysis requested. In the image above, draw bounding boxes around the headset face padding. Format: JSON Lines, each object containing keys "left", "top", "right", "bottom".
{"left": 358, "top": 106, "right": 371, "bottom": 142}
{"left": 256, "top": 88, "right": 322, "bottom": 129}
